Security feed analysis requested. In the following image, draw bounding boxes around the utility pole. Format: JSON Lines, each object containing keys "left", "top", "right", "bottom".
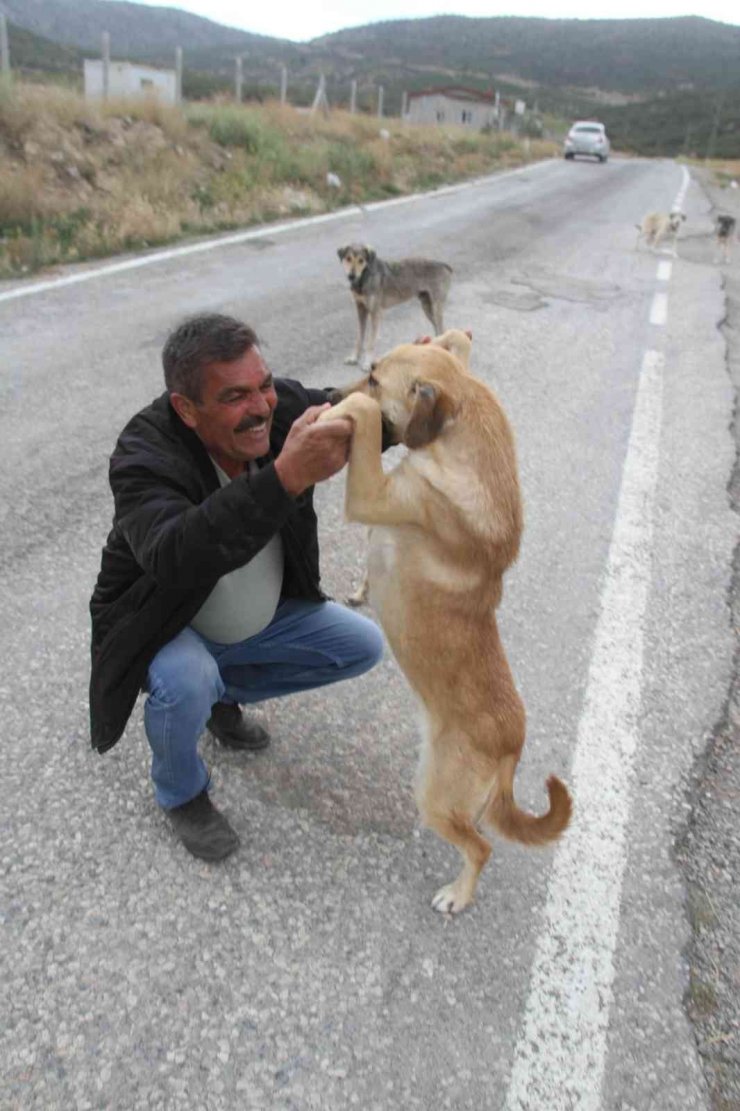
{"left": 280, "top": 65, "right": 287, "bottom": 105}
{"left": 0, "top": 14, "right": 10, "bottom": 78}
{"left": 101, "top": 31, "right": 110, "bottom": 101}
{"left": 705, "top": 93, "right": 725, "bottom": 162}
{"left": 175, "top": 46, "right": 182, "bottom": 106}
{"left": 349, "top": 79, "right": 357, "bottom": 115}
{"left": 235, "top": 56, "right": 242, "bottom": 103}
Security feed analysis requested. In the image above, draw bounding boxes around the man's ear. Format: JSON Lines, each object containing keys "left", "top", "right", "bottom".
{"left": 403, "top": 381, "right": 455, "bottom": 449}
{"left": 170, "top": 391, "right": 198, "bottom": 431}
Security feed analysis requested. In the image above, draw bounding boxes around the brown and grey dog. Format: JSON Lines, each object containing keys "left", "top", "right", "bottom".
{"left": 715, "top": 214, "right": 737, "bottom": 264}
{"left": 635, "top": 210, "right": 686, "bottom": 256}
{"left": 321, "top": 330, "right": 572, "bottom": 914}
{"left": 338, "top": 244, "right": 452, "bottom": 370}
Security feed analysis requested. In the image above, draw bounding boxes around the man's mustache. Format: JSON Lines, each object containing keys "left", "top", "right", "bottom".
{"left": 235, "top": 414, "right": 270, "bottom": 433}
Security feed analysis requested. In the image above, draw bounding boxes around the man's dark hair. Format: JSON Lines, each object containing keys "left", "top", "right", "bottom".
{"left": 162, "top": 313, "right": 259, "bottom": 401}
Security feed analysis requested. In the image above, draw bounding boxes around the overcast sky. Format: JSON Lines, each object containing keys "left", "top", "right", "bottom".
{"left": 123, "top": 0, "right": 740, "bottom": 41}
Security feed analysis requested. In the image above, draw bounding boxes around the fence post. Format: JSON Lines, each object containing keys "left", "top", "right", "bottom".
{"left": 101, "top": 31, "right": 110, "bottom": 101}
{"left": 0, "top": 14, "right": 10, "bottom": 78}
{"left": 311, "top": 73, "right": 329, "bottom": 117}
{"left": 349, "top": 79, "right": 357, "bottom": 115}
{"left": 280, "top": 65, "right": 287, "bottom": 104}
{"left": 377, "top": 85, "right": 384, "bottom": 118}
{"left": 175, "top": 46, "right": 182, "bottom": 106}
{"left": 401, "top": 91, "right": 408, "bottom": 118}
{"left": 235, "top": 56, "right": 243, "bottom": 103}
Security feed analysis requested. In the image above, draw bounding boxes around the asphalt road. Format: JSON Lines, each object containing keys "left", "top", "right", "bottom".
{"left": 1, "top": 156, "right": 735, "bottom": 1110}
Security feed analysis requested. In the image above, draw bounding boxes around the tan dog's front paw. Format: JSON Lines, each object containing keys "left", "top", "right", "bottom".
{"left": 320, "top": 393, "right": 381, "bottom": 424}
{"left": 431, "top": 880, "right": 474, "bottom": 916}
{"left": 344, "top": 354, "right": 359, "bottom": 365}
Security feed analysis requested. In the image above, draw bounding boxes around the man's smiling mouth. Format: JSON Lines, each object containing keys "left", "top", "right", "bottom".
{"left": 237, "top": 418, "right": 268, "bottom": 435}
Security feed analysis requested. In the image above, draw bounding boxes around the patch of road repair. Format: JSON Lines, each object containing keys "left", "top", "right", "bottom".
{"left": 481, "top": 267, "right": 625, "bottom": 313}
{"left": 512, "top": 268, "right": 623, "bottom": 305}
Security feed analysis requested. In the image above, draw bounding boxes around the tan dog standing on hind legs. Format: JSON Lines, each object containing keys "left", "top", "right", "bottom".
{"left": 338, "top": 244, "right": 452, "bottom": 371}
{"left": 322, "top": 330, "right": 572, "bottom": 914}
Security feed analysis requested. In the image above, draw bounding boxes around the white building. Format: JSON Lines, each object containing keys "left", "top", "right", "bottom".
{"left": 404, "top": 86, "right": 498, "bottom": 129}
{"left": 84, "top": 59, "right": 177, "bottom": 104}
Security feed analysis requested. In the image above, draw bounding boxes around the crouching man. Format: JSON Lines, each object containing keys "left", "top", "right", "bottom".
{"left": 89, "top": 313, "right": 383, "bottom": 860}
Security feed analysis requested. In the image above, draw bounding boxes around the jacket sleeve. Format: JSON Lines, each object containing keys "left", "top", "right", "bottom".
{"left": 111, "top": 452, "right": 295, "bottom": 591}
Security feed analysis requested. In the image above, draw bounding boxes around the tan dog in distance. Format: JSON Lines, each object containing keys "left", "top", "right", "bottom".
{"left": 635, "top": 210, "right": 686, "bottom": 256}
{"left": 322, "top": 330, "right": 572, "bottom": 914}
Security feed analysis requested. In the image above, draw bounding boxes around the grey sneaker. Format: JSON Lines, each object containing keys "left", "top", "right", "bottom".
{"left": 166, "top": 789, "right": 239, "bottom": 861}
{"left": 207, "top": 701, "right": 270, "bottom": 751}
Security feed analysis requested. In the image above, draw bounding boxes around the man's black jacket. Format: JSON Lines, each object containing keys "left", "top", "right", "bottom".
{"left": 89, "top": 379, "right": 330, "bottom": 754}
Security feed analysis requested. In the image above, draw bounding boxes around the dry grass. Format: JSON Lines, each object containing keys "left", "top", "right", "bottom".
{"left": 0, "top": 81, "right": 557, "bottom": 277}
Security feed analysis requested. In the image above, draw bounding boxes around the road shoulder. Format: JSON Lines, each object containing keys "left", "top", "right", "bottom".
{"left": 677, "top": 167, "right": 740, "bottom": 1110}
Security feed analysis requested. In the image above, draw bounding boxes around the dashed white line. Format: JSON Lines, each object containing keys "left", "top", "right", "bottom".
{"left": 504, "top": 347, "right": 665, "bottom": 1111}
{"left": 650, "top": 290, "right": 669, "bottom": 326}
{"left": 656, "top": 260, "right": 673, "bottom": 282}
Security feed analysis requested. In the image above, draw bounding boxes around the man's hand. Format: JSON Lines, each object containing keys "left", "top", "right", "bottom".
{"left": 274, "top": 404, "right": 353, "bottom": 497}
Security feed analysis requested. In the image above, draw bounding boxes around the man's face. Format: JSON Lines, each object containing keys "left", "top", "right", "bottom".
{"left": 171, "top": 346, "right": 278, "bottom": 477}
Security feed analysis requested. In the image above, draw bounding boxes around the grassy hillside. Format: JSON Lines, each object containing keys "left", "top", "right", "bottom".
{"left": 603, "top": 89, "right": 740, "bottom": 159}
{"left": 317, "top": 16, "right": 740, "bottom": 96}
{"left": 0, "top": 80, "right": 555, "bottom": 278}
{"left": 1, "top": 0, "right": 284, "bottom": 56}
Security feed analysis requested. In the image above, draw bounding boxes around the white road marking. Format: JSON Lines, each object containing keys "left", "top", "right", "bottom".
{"left": 504, "top": 347, "right": 665, "bottom": 1111}
{"left": 657, "top": 260, "right": 672, "bottom": 282}
{"left": 650, "top": 290, "right": 668, "bottom": 326}
{"left": 0, "top": 161, "right": 552, "bottom": 306}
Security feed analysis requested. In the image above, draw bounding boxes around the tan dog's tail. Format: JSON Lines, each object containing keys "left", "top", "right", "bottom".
{"left": 485, "top": 756, "right": 572, "bottom": 845}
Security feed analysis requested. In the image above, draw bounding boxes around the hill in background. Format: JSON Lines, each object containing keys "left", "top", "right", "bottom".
{"left": 2, "top": 0, "right": 740, "bottom": 156}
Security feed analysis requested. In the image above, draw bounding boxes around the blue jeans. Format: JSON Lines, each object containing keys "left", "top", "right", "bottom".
{"left": 144, "top": 598, "right": 384, "bottom": 808}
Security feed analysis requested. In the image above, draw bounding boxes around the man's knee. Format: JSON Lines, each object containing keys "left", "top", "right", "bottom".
{"left": 342, "top": 610, "right": 384, "bottom": 675}
{"left": 147, "top": 630, "right": 224, "bottom": 712}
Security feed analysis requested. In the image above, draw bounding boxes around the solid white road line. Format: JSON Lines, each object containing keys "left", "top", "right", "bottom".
{"left": 650, "top": 290, "right": 669, "bottom": 326}
{"left": 504, "top": 348, "right": 665, "bottom": 1111}
{"left": 0, "top": 160, "right": 553, "bottom": 306}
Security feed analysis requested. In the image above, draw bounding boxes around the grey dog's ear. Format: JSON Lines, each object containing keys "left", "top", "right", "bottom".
{"left": 404, "top": 381, "right": 455, "bottom": 449}
{"left": 364, "top": 245, "right": 376, "bottom": 262}
{"left": 337, "top": 246, "right": 349, "bottom": 260}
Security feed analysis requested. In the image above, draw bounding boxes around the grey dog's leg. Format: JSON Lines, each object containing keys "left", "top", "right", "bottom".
{"left": 419, "top": 291, "right": 444, "bottom": 334}
{"left": 346, "top": 303, "right": 368, "bottom": 365}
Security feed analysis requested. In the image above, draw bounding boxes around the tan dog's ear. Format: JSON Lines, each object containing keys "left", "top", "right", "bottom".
{"left": 364, "top": 245, "right": 376, "bottom": 262}
{"left": 404, "top": 381, "right": 455, "bottom": 448}
{"left": 430, "top": 328, "right": 473, "bottom": 369}
{"left": 337, "top": 246, "right": 349, "bottom": 260}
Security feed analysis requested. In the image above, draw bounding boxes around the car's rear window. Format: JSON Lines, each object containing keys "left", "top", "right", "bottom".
{"left": 574, "top": 125, "right": 603, "bottom": 133}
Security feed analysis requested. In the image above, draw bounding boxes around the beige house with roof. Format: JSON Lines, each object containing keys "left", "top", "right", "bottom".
{"left": 404, "top": 86, "right": 499, "bottom": 129}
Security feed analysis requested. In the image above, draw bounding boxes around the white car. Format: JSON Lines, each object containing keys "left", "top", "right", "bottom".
{"left": 564, "top": 121, "right": 610, "bottom": 163}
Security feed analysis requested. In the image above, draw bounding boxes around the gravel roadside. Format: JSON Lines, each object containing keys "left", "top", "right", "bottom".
{"left": 677, "top": 167, "right": 740, "bottom": 1111}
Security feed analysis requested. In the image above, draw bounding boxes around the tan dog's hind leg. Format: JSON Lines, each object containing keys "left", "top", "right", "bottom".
{"left": 346, "top": 565, "right": 370, "bottom": 606}
{"left": 416, "top": 736, "right": 493, "bottom": 915}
